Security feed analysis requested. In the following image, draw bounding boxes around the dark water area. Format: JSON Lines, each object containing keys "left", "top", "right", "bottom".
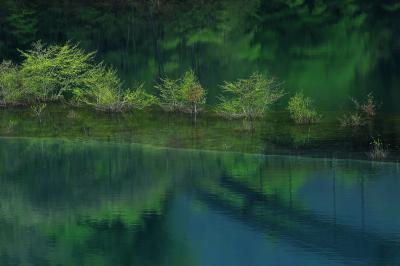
{"left": 1, "top": 0, "right": 400, "bottom": 111}
{"left": 0, "top": 137, "right": 400, "bottom": 266}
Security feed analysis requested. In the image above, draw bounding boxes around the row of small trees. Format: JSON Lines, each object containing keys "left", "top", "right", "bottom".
{"left": 156, "top": 71, "right": 287, "bottom": 120}
{"left": 0, "top": 42, "right": 376, "bottom": 126}
{"left": 0, "top": 42, "right": 288, "bottom": 120}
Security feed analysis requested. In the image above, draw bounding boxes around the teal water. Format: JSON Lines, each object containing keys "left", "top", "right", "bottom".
{"left": 1, "top": 137, "right": 399, "bottom": 265}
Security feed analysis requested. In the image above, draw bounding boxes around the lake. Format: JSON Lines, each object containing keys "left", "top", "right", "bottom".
{"left": 1, "top": 1, "right": 400, "bottom": 265}
{"left": 0, "top": 137, "right": 399, "bottom": 265}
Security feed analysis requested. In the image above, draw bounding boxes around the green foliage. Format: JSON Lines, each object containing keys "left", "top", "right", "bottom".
{"left": 156, "top": 70, "right": 206, "bottom": 114}
{"left": 368, "top": 138, "right": 387, "bottom": 160}
{"left": 180, "top": 70, "right": 206, "bottom": 114}
{"left": 0, "top": 61, "right": 22, "bottom": 105}
{"left": 75, "top": 76, "right": 157, "bottom": 112}
{"left": 72, "top": 66, "right": 124, "bottom": 112}
{"left": 124, "top": 85, "right": 158, "bottom": 110}
{"left": 20, "top": 41, "right": 96, "bottom": 101}
{"left": 155, "top": 77, "right": 182, "bottom": 111}
{"left": 30, "top": 102, "right": 47, "bottom": 118}
{"left": 216, "top": 72, "right": 284, "bottom": 119}
{"left": 1, "top": 42, "right": 161, "bottom": 113}
{"left": 287, "top": 92, "right": 320, "bottom": 124}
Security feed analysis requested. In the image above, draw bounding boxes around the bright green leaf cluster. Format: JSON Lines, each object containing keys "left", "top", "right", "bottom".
{"left": 155, "top": 70, "right": 206, "bottom": 114}
{"left": 287, "top": 92, "right": 321, "bottom": 124}
{"left": 0, "top": 42, "right": 157, "bottom": 112}
{"left": 216, "top": 72, "right": 285, "bottom": 119}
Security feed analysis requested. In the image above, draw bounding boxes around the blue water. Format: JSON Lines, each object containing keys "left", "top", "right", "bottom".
{"left": 0, "top": 138, "right": 399, "bottom": 265}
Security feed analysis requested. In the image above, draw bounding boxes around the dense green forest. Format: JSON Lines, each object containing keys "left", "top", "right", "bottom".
{"left": 1, "top": 0, "right": 399, "bottom": 110}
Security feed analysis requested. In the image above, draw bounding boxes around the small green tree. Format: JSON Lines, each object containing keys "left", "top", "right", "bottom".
{"left": 72, "top": 66, "right": 124, "bottom": 112}
{"left": 216, "top": 72, "right": 284, "bottom": 120}
{"left": 287, "top": 92, "right": 320, "bottom": 124}
{"left": 181, "top": 70, "right": 206, "bottom": 116}
{"left": 156, "top": 70, "right": 206, "bottom": 116}
{"left": 155, "top": 77, "right": 182, "bottom": 111}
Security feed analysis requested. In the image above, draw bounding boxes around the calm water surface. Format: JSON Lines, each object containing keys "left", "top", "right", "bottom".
{"left": 1, "top": 137, "right": 399, "bottom": 265}
{"left": 1, "top": 1, "right": 400, "bottom": 111}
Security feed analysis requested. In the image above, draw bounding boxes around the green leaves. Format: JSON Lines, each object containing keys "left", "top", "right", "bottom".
{"left": 155, "top": 70, "right": 206, "bottom": 114}
{"left": 155, "top": 77, "right": 183, "bottom": 111}
{"left": 124, "top": 85, "right": 158, "bottom": 110}
{"left": 287, "top": 92, "right": 320, "bottom": 124}
{"left": 0, "top": 61, "right": 22, "bottom": 105}
{"left": 20, "top": 41, "right": 96, "bottom": 100}
{"left": 216, "top": 72, "right": 284, "bottom": 119}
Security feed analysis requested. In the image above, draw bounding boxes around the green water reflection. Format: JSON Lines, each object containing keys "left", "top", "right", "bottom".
{"left": 0, "top": 138, "right": 400, "bottom": 265}
{"left": 0, "top": 0, "right": 399, "bottom": 111}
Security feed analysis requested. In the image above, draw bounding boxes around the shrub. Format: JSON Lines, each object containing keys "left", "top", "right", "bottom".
{"left": 0, "top": 61, "right": 23, "bottom": 105}
{"left": 287, "top": 92, "right": 320, "bottom": 124}
{"left": 2, "top": 41, "right": 159, "bottom": 112}
{"left": 74, "top": 69, "right": 157, "bottom": 112}
{"left": 368, "top": 138, "right": 387, "bottom": 160}
{"left": 340, "top": 93, "right": 377, "bottom": 127}
{"left": 30, "top": 103, "right": 47, "bottom": 118}
{"left": 124, "top": 85, "right": 158, "bottom": 110}
{"left": 180, "top": 70, "right": 206, "bottom": 115}
{"left": 155, "top": 70, "right": 206, "bottom": 114}
{"left": 216, "top": 72, "right": 284, "bottom": 119}
{"left": 19, "top": 41, "right": 95, "bottom": 101}
{"left": 155, "top": 78, "right": 182, "bottom": 111}
{"left": 360, "top": 93, "right": 376, "bottom": 118}
{"left": 339, "top": 113, "right": 365, "bottom": 127}
{"left": 72, "top": 66, "right": 124, "bottom": 112}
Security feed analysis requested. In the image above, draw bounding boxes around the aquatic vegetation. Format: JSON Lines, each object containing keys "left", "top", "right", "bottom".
{"left": 0, "top": 42, "right": 129, "bottom": 110}
{"left": 72, "top": 66, "right": 125, "bottom": 112}
{"left": 0, "top": 42, "right": 159, "bottom": 113}
{"left": 19, "top": 41, "right": 96, "bottom": 101}
{"left": 0, "top": 61, "right": 22, "bottom": 105}
{"left": 368, "top": 138, "right": 388, "bottom": 160}
{"left": 340, "top": 93, "right": 377, "bottom": 127}
{"left": 287, "top": 92, "right": 320, "bottom": 124}
{"left": 73, "top": 64, "right": 157, "bottom": 112}
{"left": 6, "top": 119, "right": 17, "bottom": 133}
{"left": 156, "top": 70, "right": 206, "bottom": 115}
{"left": 30, "top": 102, "right": 47, "bottom": 118}
{"left": 351, "top": 93, "right": 377, "bottom": 118}
{"left": 67, "top": 110, "right": 78, "bottom": 119}
{"left": 155, "top": 78, "right": 182, "bottom": 111}
{"left": 216, "top": 72, "right": 284, "bottom": 120}
{"left": 339, "top": 113, "right": 366, "bottom": 127}
{"left": 123, "top": 85, "right": 158, "bottom": 110}
{"left": 181, "top": 70, "right": 206, "bottom": 116}
{"left": 360, "top": 93, "right": 377, "bottom": 118}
